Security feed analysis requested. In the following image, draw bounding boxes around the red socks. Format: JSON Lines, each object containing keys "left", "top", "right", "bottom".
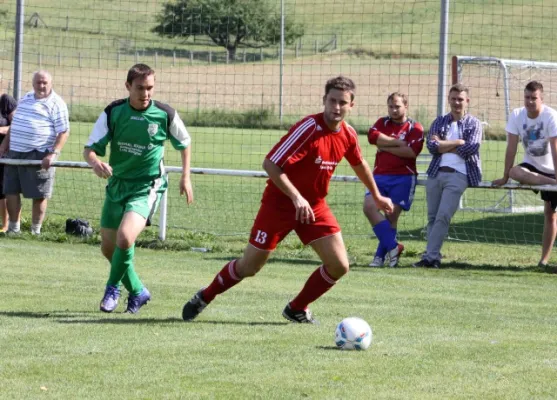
{"left": 202, "top": 260, "right": 242, "bottom": 303}
{"left": 289, "top": 265, "right": 337, "bottom": 311}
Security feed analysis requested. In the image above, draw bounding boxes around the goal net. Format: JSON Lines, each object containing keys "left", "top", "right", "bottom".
{"left": 452, "top": 55, "right": 557, "bottom": 213}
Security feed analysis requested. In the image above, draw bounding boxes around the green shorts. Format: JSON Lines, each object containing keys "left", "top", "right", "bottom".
{"left": 100, "top": 175, "right": 168, "bottom": 230}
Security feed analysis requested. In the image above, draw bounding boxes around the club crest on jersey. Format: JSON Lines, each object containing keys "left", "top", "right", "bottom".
{"left": 315, "top": 156, "right": 323, "bottom": 164}
{"left": 147, "top": 123, "right": 158, "bottom": 136}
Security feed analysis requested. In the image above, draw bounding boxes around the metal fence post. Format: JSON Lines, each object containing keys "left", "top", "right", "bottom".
{"left": 437, "top": 0, "right": 450, "bottom": 116}
{"left": 158, "top": 174, "right": 168, "bottom": 241}
{"left": 13, "top": 0, "right": 25, "bottom": 100}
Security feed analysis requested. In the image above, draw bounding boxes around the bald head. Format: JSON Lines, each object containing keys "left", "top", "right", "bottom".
{"left": 32, "top": 70, "right": 53, "bottom": 99}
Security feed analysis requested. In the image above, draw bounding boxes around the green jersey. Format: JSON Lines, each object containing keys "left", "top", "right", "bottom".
{"left": 86, "top": 98, "right": 190, "bottom": 180}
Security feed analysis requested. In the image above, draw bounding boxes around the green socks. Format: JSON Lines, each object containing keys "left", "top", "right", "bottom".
{"left": 107, "top": 245, "right": 144, "bottom": 295}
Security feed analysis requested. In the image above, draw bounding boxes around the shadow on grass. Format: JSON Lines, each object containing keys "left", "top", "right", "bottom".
{"left": 350, "top": 262, "right": 556, "bottom": 274}
{"left": 406, "top": 213, "right": 545, "bottom": 245}
{"left": 0, "top": 311, "right": 290, "bottom": 325}
{"left": 57, "top": 318, "right": 287, "bottom": 326}
{"left": 0, "top": 311, "right": 98, "bottom": 319}
{"left": 316, "top": 346, "right": 342, "bottom": 351}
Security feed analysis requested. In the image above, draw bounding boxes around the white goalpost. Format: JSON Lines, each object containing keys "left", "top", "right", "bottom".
{"left": 452, "top": 55, "right": 557, "bottom": 213}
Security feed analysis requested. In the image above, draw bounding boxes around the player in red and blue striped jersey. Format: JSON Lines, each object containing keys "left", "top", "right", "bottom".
{"left": 363, "top": 93, "right": 424, "bottom": 267}
{"left": 182, "top": 76, "right": 394, "bottom": 324}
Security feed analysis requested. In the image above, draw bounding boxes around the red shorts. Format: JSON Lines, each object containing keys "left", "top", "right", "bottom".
{"left": 248, "top": 201, "right": 341, "bottom": 251}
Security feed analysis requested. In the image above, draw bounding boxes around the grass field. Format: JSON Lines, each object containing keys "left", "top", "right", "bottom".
{"left": 1, "top": 239, "right": 556, "bottom": 399}
{"left": 3, "top": 0, "right": 557, "bottom": 60}
{"left": 2, "top": 1, "right": 557, "bottom": 398}
{"left": 33, "top": 122, "right": 543, "bottom": 248}
{"left": 2, "top": 0, "right": 557, "bottom": 136}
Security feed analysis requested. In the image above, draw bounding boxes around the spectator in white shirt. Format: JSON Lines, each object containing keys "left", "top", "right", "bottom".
{"left": 0, "top": 70, "right": 69, "bottom": 235}
{"left": 493, "top": 81, "right": 557, "bottom": 267}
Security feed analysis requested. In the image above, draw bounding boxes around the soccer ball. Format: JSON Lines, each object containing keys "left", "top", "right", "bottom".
{"left": 334, "top": 317, "right": 372, "bottom": 350}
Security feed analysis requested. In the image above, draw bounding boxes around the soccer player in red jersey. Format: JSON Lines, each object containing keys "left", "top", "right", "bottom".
{"left": 182, "top": 76, "right": 393, "bottom": 323}
{"left": 363, "top": 93, "right": 424, "bottom": 267}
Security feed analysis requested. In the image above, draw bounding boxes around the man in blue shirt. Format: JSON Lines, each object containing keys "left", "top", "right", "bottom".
{"left": 414, "top": 84, "right": 482, "bottom": 268}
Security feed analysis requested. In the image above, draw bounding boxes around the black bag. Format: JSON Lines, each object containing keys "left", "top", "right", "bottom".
{"left": 65, "top": 218, "right": 93, "bottom": 237}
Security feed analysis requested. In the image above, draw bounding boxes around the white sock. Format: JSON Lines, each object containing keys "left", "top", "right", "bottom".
{"left": 31, "top": 223, "right": 42, "bottom": 235}
{"left": 8, "top": 221, "right": 20, "bottom": 233}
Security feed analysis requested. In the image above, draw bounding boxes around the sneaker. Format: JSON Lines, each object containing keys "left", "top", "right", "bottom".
{"left": 182, "top": 289, "right": 208, "bottom": 321}
{"left": 124, "top": 288, "right": 151, "bottom": 314}
{"left": 100, "top": 285, "right": 120, "bottom": 313}
{"left": 368, "top": 256, "right": 385, "bottom": 268}
{"left": 412, "top": 259, "right": 432, "bottom": 268}
{"left": 387, "top": 243, "right": 404, "bottom": 267}
{"left": 282, "top": 304, "right": 318, "bottom": 324}
{"left": 430, "top": 259, "right": 441, "bottom": 269}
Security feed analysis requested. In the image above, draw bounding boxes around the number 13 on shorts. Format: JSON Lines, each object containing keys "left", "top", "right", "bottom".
{"left": 254, "top": 230, "right": 267, "bottom": 244}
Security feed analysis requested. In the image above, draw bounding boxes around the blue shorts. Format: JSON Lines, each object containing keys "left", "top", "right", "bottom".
{"left": 365, "top": 174, "right": 417, "bottom": 211}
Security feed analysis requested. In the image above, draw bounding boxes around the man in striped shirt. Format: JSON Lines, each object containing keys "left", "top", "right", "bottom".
{"left": 182, "top": 76, "right": 393, "bottom": 324}
{"left": 0, "top": 70, "right": 69, "bottom": 235}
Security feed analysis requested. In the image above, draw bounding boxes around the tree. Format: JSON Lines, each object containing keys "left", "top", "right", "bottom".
{"left": 152, "top": 0, "right": 304, "bottom": 61}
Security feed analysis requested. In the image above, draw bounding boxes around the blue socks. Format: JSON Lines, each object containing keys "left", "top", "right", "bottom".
{"left": 372, "top": 220, "right": 398, "bottom": 258}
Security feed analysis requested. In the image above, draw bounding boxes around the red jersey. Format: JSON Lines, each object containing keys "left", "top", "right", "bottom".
{"left": 367, "top": 117, "right": 424, "bottom": 175}
{"left": 262, "top": 113, "right": 363, "bottom": 207}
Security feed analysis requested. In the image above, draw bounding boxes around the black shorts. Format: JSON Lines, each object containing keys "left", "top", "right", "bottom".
{"left": 518, "top": 162, "right": 557, "bottom": 211}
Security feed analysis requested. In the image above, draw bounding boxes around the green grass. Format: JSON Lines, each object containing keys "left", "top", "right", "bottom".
{"left": 1, "top": 239, "right": 556, "bottom": 399}
{"left": 41, "top": 123, "right": 541, "bottom": 245}
{"left": 2, "top": 0, "right": 557, "bottom": 62}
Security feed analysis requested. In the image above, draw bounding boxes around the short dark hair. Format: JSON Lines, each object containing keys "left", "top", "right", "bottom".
{"left": 525, "top": 80, "right": 543, "bottom": 93}
{"left": 127, "top": 64, "right": 155, "bottom": 84}
{"left": 449, "top": 83, "right": 469, "bottom": 95}
{"left": 388, "top": 92, "right": 408, "bottom": 106}
{"left": 325, "top": 76, "right": 356, "bottom": 100}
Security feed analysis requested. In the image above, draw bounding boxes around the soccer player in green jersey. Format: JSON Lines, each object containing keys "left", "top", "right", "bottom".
{"left": 84, "top": 64, "right": 193, "bottom": 314}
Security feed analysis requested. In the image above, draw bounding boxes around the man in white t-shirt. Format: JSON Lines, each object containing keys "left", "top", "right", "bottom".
{"left": 493, "top": 80, "right": 557, "bottom": 267}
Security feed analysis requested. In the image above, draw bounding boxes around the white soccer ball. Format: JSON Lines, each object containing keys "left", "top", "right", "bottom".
{"left": 334, "top": 317, "right": 373, "bottom": 350}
